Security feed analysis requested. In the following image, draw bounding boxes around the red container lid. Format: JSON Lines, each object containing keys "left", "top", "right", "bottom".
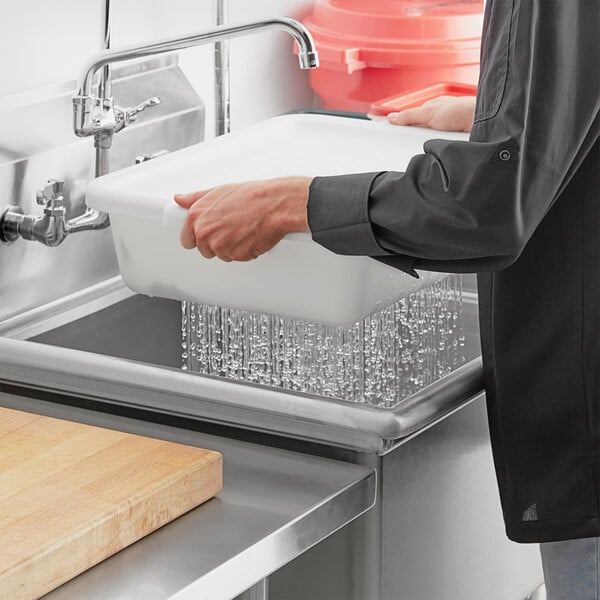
{"left": 303, "top": 0, "right": 484, "bottom": 72}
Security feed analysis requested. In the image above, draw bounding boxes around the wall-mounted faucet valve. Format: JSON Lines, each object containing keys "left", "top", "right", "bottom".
{"left": 1, "top": 179, "right": 70, "bottom": 246}
{"left": 74, "top": 95, "right": 161, "bottom": 149}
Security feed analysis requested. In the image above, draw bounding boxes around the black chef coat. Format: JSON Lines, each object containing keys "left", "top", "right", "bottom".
{"left": 307, "top": 0, "right": 600, "bottom": 544}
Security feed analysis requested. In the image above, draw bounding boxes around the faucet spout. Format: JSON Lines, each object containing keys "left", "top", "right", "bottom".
{"left": 75, "top": 17, "right": 318, "bottom": 100}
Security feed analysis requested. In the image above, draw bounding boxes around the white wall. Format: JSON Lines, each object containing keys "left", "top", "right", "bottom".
{"left": 0, "top": 0, "right": 105, "bottom": 96}
{"left": 0, "top": 0, "right": 315, "bottom": 130}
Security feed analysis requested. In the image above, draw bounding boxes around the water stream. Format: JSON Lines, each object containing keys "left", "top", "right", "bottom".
{"left": 182, "top": 274, "right": 465, "bottom": 408}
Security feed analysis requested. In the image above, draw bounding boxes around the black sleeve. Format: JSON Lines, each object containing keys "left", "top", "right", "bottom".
{"left": 307, "top": 0, "right": 600, "bottom": 275}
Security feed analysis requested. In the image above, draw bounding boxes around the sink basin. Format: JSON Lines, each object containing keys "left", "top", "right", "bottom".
{"left": 86, "top": 114, "right": 467, "bottom": 325}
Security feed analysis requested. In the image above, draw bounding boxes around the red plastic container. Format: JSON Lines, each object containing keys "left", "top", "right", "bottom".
{"left": 302, "top": 0, "right": 484, "bottom": 112}
{"left": 369, "top": 82, "right": 478, "bottom": 117}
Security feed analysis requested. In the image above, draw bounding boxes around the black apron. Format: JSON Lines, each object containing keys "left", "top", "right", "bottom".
{"left": 307, "top": 0, "right": 600, "bottom": 543}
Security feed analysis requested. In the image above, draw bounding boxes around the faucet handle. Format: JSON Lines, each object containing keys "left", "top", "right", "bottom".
{"left": 114, "top": 96, "right": 161, "bottom": 133}
{"left": 36, "top": 180, "right": 64, "bottom": 207}
{"left": 126, "top": 96, "right": 161, "bottom": 123}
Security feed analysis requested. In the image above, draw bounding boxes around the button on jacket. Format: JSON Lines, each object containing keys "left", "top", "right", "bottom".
{"left": 307, "top": 0, "right": 599, "bottom": 543}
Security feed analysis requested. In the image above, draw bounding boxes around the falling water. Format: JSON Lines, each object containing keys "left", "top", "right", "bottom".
{"left": 182, "top": 274, "right": 465, "bottom": 408}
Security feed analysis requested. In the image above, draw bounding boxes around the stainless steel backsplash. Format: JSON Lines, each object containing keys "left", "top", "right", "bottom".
{"left": 0, "top": 56, "right": 204, "bottom": 321}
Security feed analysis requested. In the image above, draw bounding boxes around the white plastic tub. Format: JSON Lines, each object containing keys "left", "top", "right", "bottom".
{"left": 86, "top": 114, "right": 467, "bottom": 325}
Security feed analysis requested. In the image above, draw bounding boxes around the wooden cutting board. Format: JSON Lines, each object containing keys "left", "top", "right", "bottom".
{"left": 0, "top": 407, "right": 223, "bottom": 600}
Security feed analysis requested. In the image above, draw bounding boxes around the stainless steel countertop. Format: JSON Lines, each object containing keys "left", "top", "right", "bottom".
{"left": 0, "top": 392, "right": 376, "bottom": 600}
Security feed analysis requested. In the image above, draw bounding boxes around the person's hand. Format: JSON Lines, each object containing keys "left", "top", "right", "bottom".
{"left": 174, "top": 176, "right": 312, "bottom": 262}
{"left": 387, "top": 95, "right": 476, "bottom": 133}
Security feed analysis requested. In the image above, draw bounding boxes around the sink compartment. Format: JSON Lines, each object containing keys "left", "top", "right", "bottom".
{"left": 86, "top": 114, "right": 468, "bottom": 324}
{"left": 29, "top": 277, "right": 472, "bottom": 413}
{"left": 32, "top": 295, "right": 183, "bottom": 369}
{"left": 8, "top": 286, "right": 482, "bottom": 453}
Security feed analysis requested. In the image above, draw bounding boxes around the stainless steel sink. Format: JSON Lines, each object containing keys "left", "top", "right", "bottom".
{"left": 0, "top": 279, "right": 543, "bottom": 600}
{"left": 0, "top": 278, "right": 484, "bottom": 453}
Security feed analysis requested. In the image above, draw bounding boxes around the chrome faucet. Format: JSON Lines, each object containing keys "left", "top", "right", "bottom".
{"left": 73, "top": 17, "right": 318, "bottom": 140}
{"left": 1, "top": 16, "right": 319, "bottom": 247}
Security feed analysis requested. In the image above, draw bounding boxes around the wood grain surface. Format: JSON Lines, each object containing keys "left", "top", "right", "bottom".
{"left": 0, "top": 407, "right": 223, "bottom": 600}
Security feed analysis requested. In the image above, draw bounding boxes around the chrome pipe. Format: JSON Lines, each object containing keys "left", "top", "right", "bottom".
{"left": 214, "top": 0, "right": 231, "bottom": 137}
{"left": 87, "top": 0, "right": 112, "bottom": 232}
{"left": 96, "top": 0, "right": 112, "bottom": 178}
{"left": 75, "top": 17, "right": 318, "bottom": 100}
{"left": 99, "top": 0, "right": 112, "bottom": 101}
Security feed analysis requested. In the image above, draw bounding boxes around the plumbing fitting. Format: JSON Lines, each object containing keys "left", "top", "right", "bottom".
{"left": 2, "top": 180, "right": 74, "bottom": 246}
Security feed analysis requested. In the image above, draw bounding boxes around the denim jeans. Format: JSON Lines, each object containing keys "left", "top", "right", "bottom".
{"left": 540, "top": 536, "right": 600, "bottom": 600}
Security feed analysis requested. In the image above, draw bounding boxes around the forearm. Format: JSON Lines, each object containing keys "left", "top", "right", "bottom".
{"left": 308, "top": 135, "right": 524, "bottom": 272}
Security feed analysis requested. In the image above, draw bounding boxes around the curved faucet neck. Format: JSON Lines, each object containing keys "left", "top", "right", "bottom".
{"left": 75, "top": 17, "right": 318, "bottom": 98}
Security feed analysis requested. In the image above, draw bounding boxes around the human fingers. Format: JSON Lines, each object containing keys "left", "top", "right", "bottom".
{"left": 388, "top": 96, "right": 475, "bottom": 132}
{"left": 177, "top": 190, "right": 214, "bottom": 248}
{"left": 180, "top": 221, "right": 197, "bottom": 249}
{"left": 196, "top": 239, "right": 216, "bottom": 259}
{"left": 184, "top": 204, "right": 224, "bottom": 260}
{"left": 179, "top": 205, "right": 204, "bottom": 249}
{"left": 387, "top": 105, "right": 433, "bottom": 127}
{"left": 185, "top": 218, "right": 216, "bottom": 259}
{"left": 173, "top": 190, "right": 209, "bottom": 208}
